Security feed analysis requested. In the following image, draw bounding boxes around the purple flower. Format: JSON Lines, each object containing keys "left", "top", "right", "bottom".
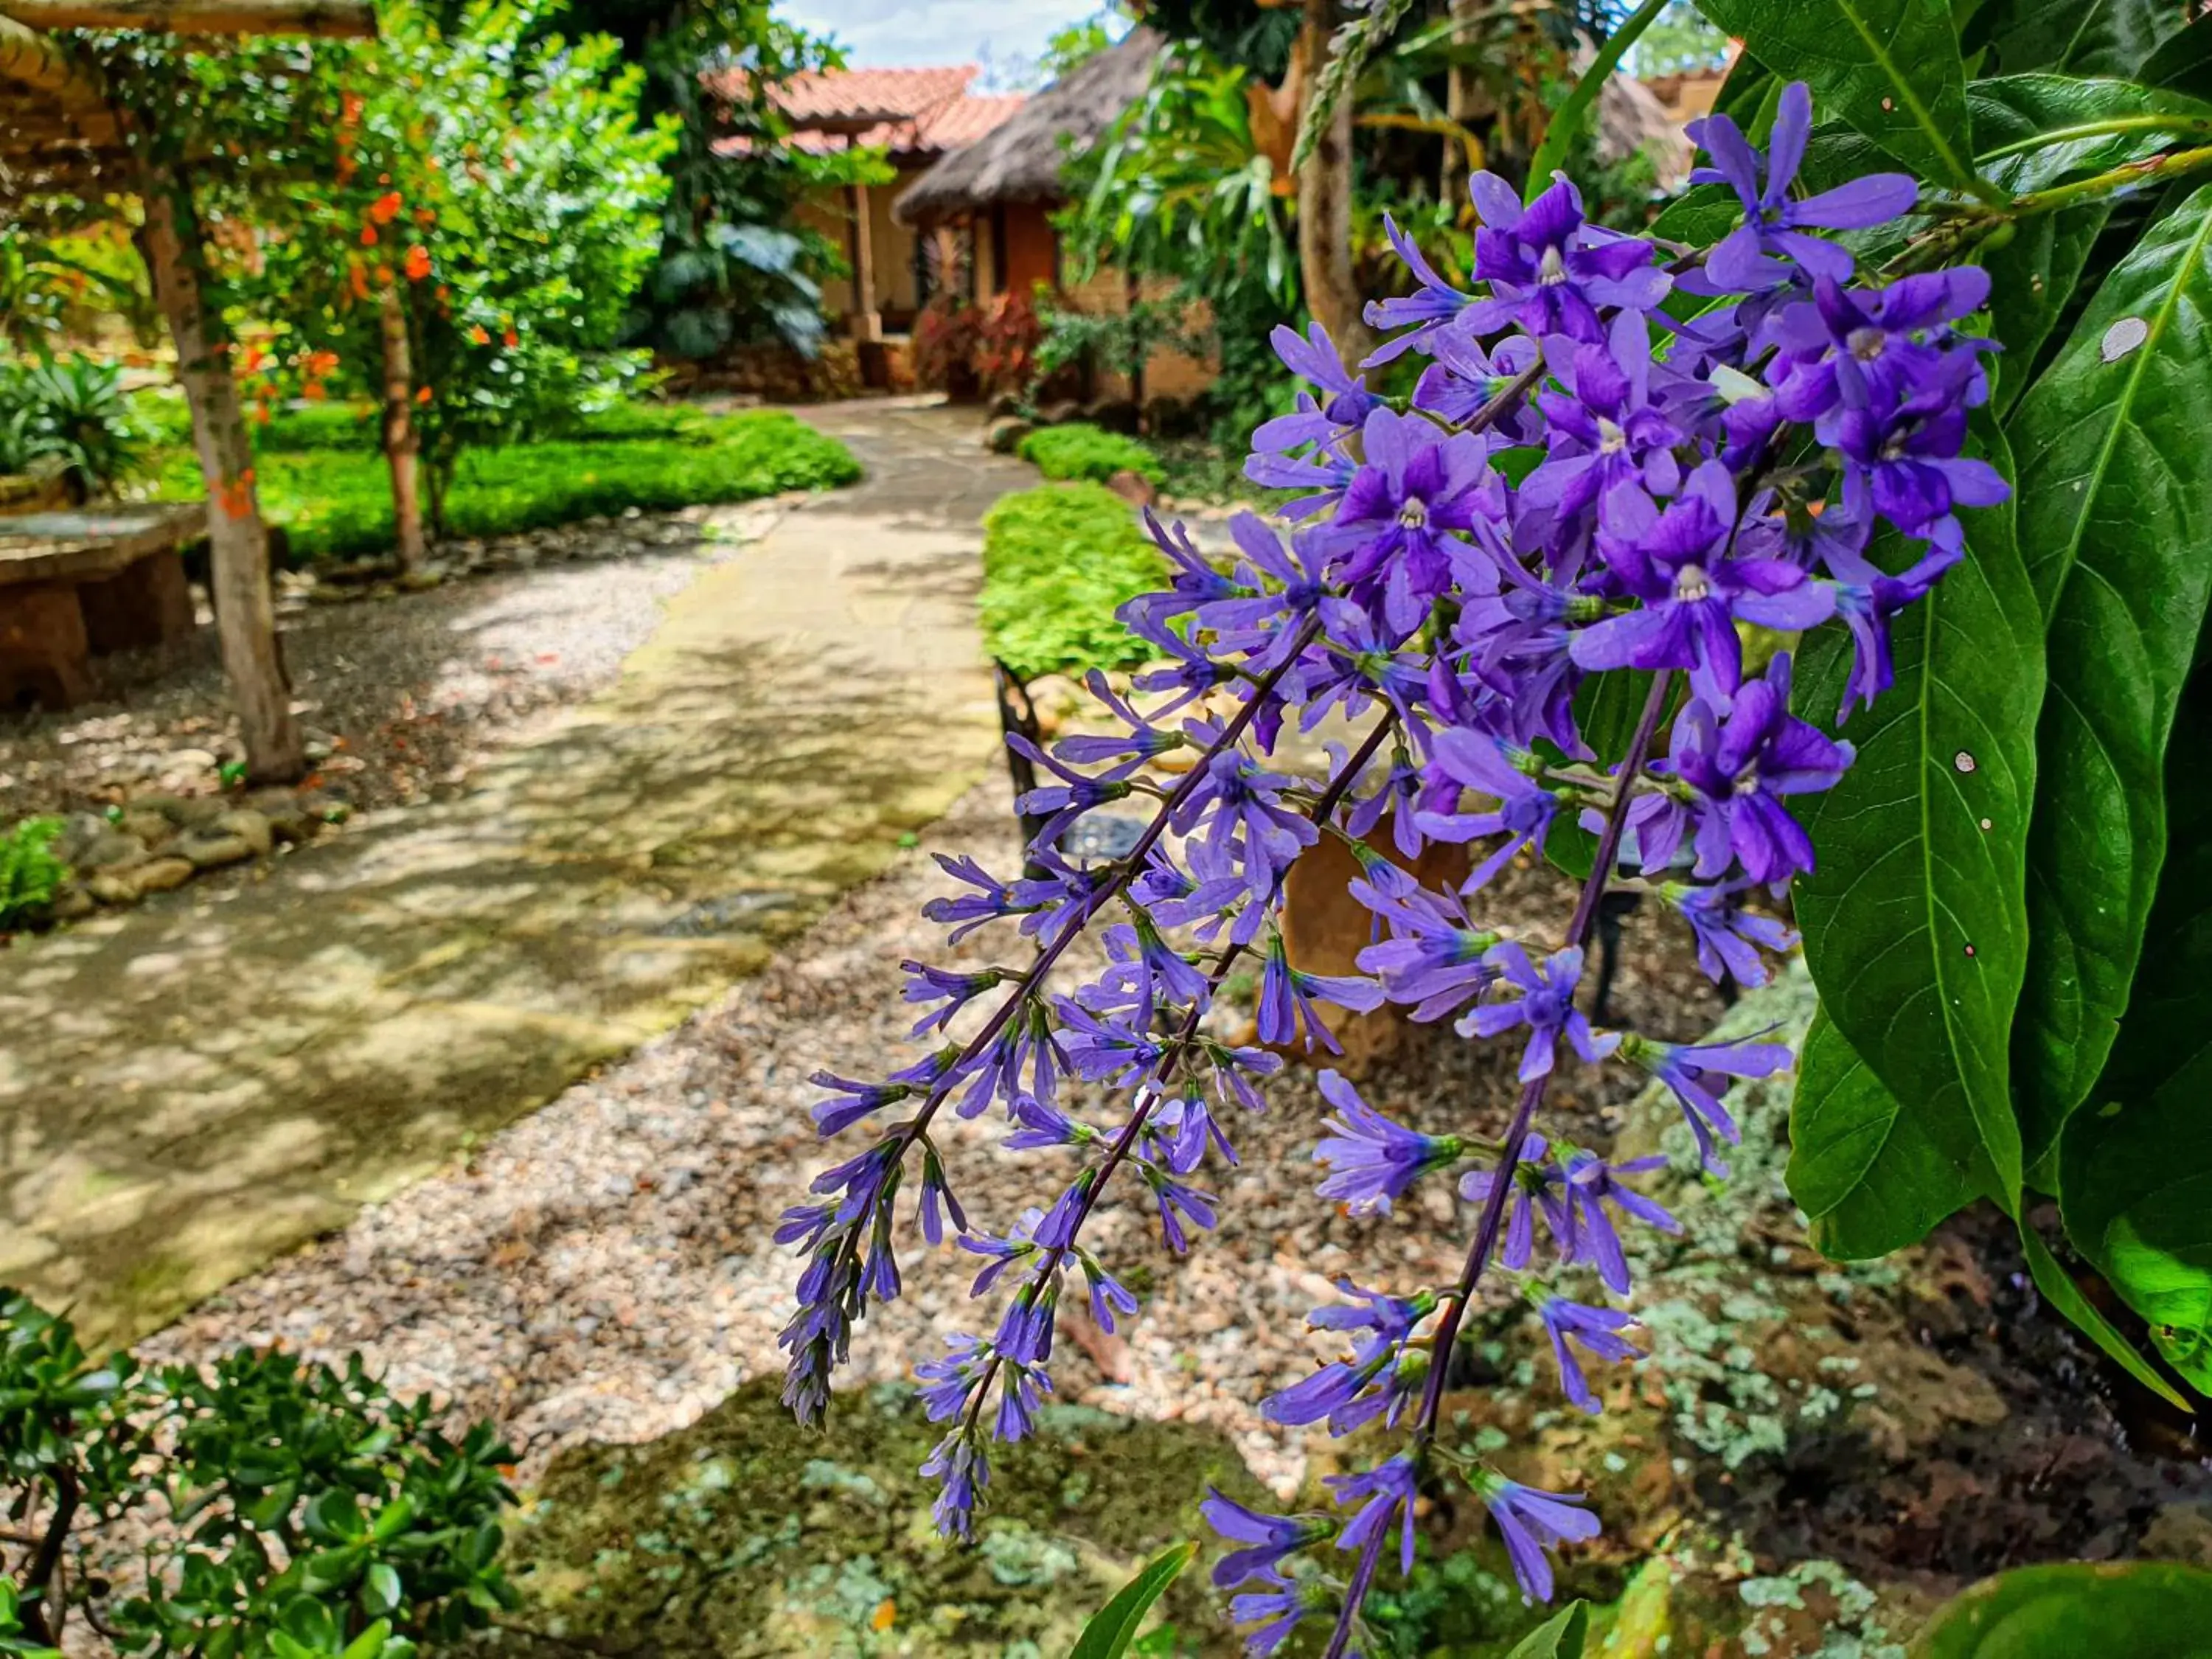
{"left": 1664, "top": 880, "right": 1799, "bottom": 988}
{"left": 1466, "top": 170, "right": 1669, "bottom": 342}
{"left": 1466, "top": 943, "right": 1619, "bottom": 1082}
{"left": 1662, "top": 656, "right": 1854, "bottom": 884}
{"left": 1202, "top": 1489, "right": 1332, "bottom": 1587}
{"left": 1523, "top": 310, "right": 1684, "bottom": 524}
{"left": 1561, "top": 1148, "right": 1680, "bottom": 1293}
{"left": 1830, "top": 358, "right": 2008, "bottom": 553}
{"left": 1265, "top": 1281, "right": 1432, "bottom": 1435}
{"left": 1077, "top": 1248, "right": 1140, "bottom": 1332}
{"left": 1365, "top": 212, "right": 1479, "bottom": 362}
{"left": 1257, "top": 932, "right": 1387, "bottom": 1053}
{"left": 1229, "top": 1578, "right": 1326, "bottom": 1656}
{"left": 1415, "top": 728, "right": 1562, "bottom": 892}
{"left": 1688, "top": 80, "right": 1916, "bottom": 292}
{"left": 1008, "top": 734, "right": 1137, "bottom": 846}
{"left": 1254, "top": 320, "right": 1380, "bottom": 449}
{"left": 1354, "top": 878, "right": 1501, "bottom": 1023}
{"left": 1771, "top": 269, "right": 1993, "bottom": 424}
{"left": 901, "top": 962, "right": 1005, "bottom": 1038}
{"left": 1472, "top": 1470, "right": 1601, "bottom": 1601}
{"left": 1413, "top": 327, "right": 1540, "bottom": 434}
{"left": 1537, "top": 1296, "right": 1643, "bottom": 1413}
{"left": 1313, "top": 1070, "right": 1464, "bottom": 1214}
{"left": 1172, "top": 747, "right": 1318, "bottom": 902}
{"left": 1621, "top": 1030, "right": 1794, "bottom": 1174}
{"left": 1315, "top": 407, "right": 1501, "bottom": 636}
{"left": 922, "top": 852, "right": 1037, "bottom": 944}
{"left": 1145, "top": 1166, "right": 1217, "bottom": 1253}
{"left": 1571, "top": 464, "right": 1834, "bottom": 707}
{"left": 1824, "top": 537, "right": 1961, "bottom": 718}
{"left": 917, "top": 1332, "right": 990, "bottom": 1421}
{"left": 1461, "top": 1132, "right": 1574, "bottom": 1270}
{"left": 1121, "top": 509, "right": 1244, "bottom": 635}
{"left": 1328, "top": 1453, "right": 1421, "bottom": 1574}
{"left": 922, "top": 1432, "right": 989, "bottom": 1540}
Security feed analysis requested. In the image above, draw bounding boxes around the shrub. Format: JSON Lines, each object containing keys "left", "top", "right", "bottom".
{"left": 0, "top": 1289, "right": 515, "bottom": 1654}
{"left": 979, "top": 482, "right": 1164, "bottom": 683}
{"left": 1016, "top": 422, "right": 1165, "bottom": 489}
{"left": 0, "top": 819, "right": 65, "bottom": 931}
{"left": 0, "top": 356, "right": 147, "bottom": 496}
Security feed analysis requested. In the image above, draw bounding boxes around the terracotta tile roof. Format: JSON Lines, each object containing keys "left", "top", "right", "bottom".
{"left": 705, "top": 64, "right": 1026, "bottom": 160}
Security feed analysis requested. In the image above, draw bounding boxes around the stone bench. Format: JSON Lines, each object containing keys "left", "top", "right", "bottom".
{"left": 0, "top": 504, "right": 205, "bottom": 710}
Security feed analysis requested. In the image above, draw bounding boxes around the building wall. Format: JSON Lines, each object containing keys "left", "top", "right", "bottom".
{"left": 1059, "top": 263, "right": 1218, "bottom": 406}
{"left": 801, "top": 159, "right": 936, "bottom": 333}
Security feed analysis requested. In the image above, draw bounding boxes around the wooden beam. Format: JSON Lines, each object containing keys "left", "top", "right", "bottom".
{"left": 0, "top": 15, "right": 114, "bottom": 147}
{"left": 0, "top": 0, "right": 372, "bottom": 33}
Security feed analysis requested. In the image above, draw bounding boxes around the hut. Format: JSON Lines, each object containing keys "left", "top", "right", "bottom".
{"left": 894, "top": 29, "right": 1163, "bottom": 303}
{"left": 706, "top": 64, "right": 1026, "bottom": 343}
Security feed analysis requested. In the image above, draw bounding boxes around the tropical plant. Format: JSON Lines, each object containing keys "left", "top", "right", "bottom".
{"left": 1656, "top": 0, "right": 2212, "bottom": 1407}
{"left": 1016, "top": 422, "right": 1166, "bottom": 486}
{"left": 0, "top": 821, "right": 66, "bottom": 931}
{"left": 0, "top": 1290, "right": 515, "bottom": 1653}
{"left": 0, "top": 355, "right": 150, "bottom": 498}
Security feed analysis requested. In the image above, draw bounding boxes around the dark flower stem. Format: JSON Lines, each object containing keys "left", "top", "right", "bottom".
{"left": 1318, "top": 669, "right": 1675, "bottom": 1659}
{"left": 956, "top": 715, "right": 1398, "bottom": 1438}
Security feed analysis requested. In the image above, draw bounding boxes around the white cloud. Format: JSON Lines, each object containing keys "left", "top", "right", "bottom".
{"left": 776, "top": 0, "right": 1107, "bottom": 71}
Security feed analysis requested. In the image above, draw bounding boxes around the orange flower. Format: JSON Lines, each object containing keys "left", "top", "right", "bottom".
{"left": 501, "top": 327, "right": 518, "bottom": 349}
{"left": 404, "top": 244, "right": 432, "bottom": 281}
{"left": 302, "top": 381, "right": 327, "bottom": 402}
{"left": 415, "top": 385, "right": 432, "bottom": 404}
{"left": 360, "top": 224, "right": 378, "bottom": 246}
{"left": 369, "top": 189, "right": 403, "bottom": 224}
{"left": 215, "top": 469, "right": 257, "bottom": 520}
{"left": 341, "top": 90, "right": 364, "bottom": 125}
{"left": 349, "top": 263, "right": 370, "bottom": 301}
{"left": 469, "top": 324, "right": 490, "bottom": 345}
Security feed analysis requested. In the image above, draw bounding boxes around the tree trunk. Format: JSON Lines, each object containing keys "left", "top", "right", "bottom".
{"left": 138, "top": 160, "right": 303, "bottom": 784}
{"left": 378, "top": 282, "right": 427, "bottom": 574}
{"left": 1294, "top": 0, "right": 1373, "bottom": 372}
{"left": 1440, "top": 0, "right": 1480, "bottom": 209}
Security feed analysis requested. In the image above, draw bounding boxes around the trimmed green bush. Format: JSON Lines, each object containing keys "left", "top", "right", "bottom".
{"left": 980, "top": 482, "right": 1166, "bottom": 683}
{"left": 147, "top": 406, "right": 861, "bottom": 564}
{"left": 1017, "top": 422, "right": 1166, "bottom": 488}
{"left": 0, "top": 818, "right": 66, "bottom": 931}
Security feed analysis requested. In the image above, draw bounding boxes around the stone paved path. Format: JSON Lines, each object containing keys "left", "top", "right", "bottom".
{"left": 0, "top": 400, "right": 1026, "bottom": 1346}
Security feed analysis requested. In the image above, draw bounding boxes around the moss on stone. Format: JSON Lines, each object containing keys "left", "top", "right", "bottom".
{"left": 479, "top": 1381, "right": 1270, "bottom": 1657}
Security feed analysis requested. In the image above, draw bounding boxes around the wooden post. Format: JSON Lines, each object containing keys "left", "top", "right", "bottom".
{"left": 0, "top": 0, "right": 375, "bottom": 32}
{"left": 378, "top": 282, "right": 426, "bottom": 574}
{"left": 849, "top": 181, "right": 882, "bottom": 342}
{"left": 137, "top": 160, "right": 303, "bottom": 784}
{"left": 1294, "top": 0, "right": 1374, "bottom": 371}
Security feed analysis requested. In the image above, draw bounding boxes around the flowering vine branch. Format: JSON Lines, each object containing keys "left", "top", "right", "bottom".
{"left": 776, "top": 76, "right": 2004, "bottom": 1653}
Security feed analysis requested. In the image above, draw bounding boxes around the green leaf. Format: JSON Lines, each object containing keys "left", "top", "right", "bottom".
{"left": 360, "top": 1562, "right": 402, "bottom": 1618}
{"left": 1503, "top": 1600, "right": 1589, "bottom": 1659}
{"left": 2007, "top": 181, "right": 2212, "bottom": 1158}
{"left": 1790, "top": 1008, "right": 1987, "bottom": 1259}
{"left": 1526, "top": 0, "right": 1672, "bottom": 201}
{"left": 1691, "top": 0, "right": 1983, "bottom": 190}
{"left": 2140, "top": 18, "right": 2212, "bottom": 100}
{"left": 2017, "top": 1221, "right": 2190, "bottom": 1411}
{"left": 2058, "top": 669, "right": 2212, "bottom": 1394}
{"left": 1791, "top": 422, "right": 2041, "bottom": 1219}
{"left": 1069, "top": 1541, "right": 1197, "bottom": 1659}
{"left": 1914, "top": 1560, "right": 2212, "bottom": 1655}
{"left": 1969, "top": 76, "right": 2212, "bottom": 405}
{"left": 1983, "top": 0, "right": 2189, "bottom": 77}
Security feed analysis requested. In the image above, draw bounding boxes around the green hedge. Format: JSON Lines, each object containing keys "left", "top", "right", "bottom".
{"left": 980, "top": 482, "right": 1166, "bottom": 683}
{"left": 147, "top": 406, "right": 860, "bottom": 564}
{"left": 1016, "top": 422, "right": 1166, "bottom": 488}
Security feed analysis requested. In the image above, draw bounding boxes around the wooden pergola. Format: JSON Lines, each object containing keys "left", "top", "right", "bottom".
{"left": 0, "top": 0, "right": 375, "bottom": 781}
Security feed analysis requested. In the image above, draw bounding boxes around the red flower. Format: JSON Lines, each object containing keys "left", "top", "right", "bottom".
{"left": 370, "top": 189, "right": 403, "bottom": 224}
{"left": 404, "top": 244, "right": 432, "bottom": 281}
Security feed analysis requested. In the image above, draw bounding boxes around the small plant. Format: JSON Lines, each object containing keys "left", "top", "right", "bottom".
{"left": 1017, "top": 422, "right": 1166, "bottom": 489}
{"left": 978, "top": 482, "right": 1165, "bottom": 683}
{"left": 0, "top": 819, "right": 66, "bottom": 931}
{"left": 914, "top": 294, "right": 985, "bottom": 397}
{"left": 0, "top": 1289, "right": 516, "bottom": 1654}
{"left": 974, "top": 291, "right": 1046, "bottom": 396}
{"left": 0, "top": 355, "right": 147, "bottom": 498}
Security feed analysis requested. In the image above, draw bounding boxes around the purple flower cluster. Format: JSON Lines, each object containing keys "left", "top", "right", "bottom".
{"left": 773, "top": 83, "right": 1994, "bottom": 1655}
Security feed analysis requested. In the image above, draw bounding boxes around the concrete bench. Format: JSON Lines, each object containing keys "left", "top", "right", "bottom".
{"left": 0, "top": 504, "right": 205, "bottom": 709}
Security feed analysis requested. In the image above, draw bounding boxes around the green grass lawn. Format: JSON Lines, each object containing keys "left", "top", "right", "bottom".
{"left": 980, "top": 481, "right": 1166, "bottom": 683}
{"left": 144, "top": 401, "right": 861, "bottom": 565}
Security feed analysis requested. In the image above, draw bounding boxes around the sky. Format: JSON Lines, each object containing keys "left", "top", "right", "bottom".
{"left": 773, "top": 0, "right": 1110, "bottom": 80}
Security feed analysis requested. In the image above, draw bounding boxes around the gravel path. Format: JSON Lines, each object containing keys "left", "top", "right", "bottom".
{"left": 0, "top": 504, "right": 782, "bottom": 827}
{"left": 142, "top": 768, "right": 1726, "bottom": 1499}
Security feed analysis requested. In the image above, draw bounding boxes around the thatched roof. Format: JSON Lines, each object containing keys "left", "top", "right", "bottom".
{"left": 1594, "top": 62, "right": 1694, "bottom": 187}
{"left": 894, "top": 27, "right": 1162, "bottom": 226}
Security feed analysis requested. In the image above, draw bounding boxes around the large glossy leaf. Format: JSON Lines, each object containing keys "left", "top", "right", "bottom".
{"left": 1691, "top": 0, "right": 1982, "bottom": 190}
{"left": 1969, "top": 76, "right": 2212, "bottom": 404}
{"left": 1982, "top": 0, "right": 2189, "bottom": 77}
{"left": 2016, "top": 1219, "right": 2192, "bottom": 1410}
{"left": 1503, "top": 1601, "right": 1589, "bottom": 1659}
{"left": 1791, "top": 425, "right": 2041, "bottom": 1216}
{"left": 1911, "top": 1561, "right": 2212, "bottom": 1657}
{"left": 1070, "top": 1540, "right": 1197, "bottom": 1659}
{"left": 2059, "top": 669, "right": 2212, "bottom": 1394}
{"left": 1789, "top": 1008, "right": 1987, "bottom": 1259}
{"left": 2007, "top": 181, "right": 2212, "bottom": 1158}
{"left": 2140, "top": 17, "right": 2212, "bottom": 100}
